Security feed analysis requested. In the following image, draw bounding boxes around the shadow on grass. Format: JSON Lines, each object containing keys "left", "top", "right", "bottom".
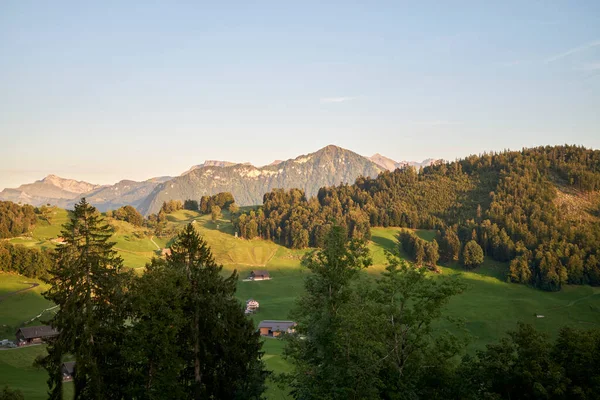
{"left": 370, "top": 234, "right": 397, "bottom": 253}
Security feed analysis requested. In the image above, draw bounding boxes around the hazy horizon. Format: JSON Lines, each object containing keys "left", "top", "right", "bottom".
{"left": 2, "top": 1, "right": 599, "bottom": 190}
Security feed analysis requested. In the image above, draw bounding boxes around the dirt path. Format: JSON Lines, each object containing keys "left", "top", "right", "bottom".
{"left": 548, "top": 291, "right": 600, "bottom": 311}
{"left": 149, "top": 236, "right": 160, "bottom": 250}
{"left": 0, "top": 282, "right": 39, "bottom": 302}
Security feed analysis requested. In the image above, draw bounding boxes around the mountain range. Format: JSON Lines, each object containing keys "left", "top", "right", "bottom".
{"left": 0, "top": 146, "right": 437, "bottom": 215}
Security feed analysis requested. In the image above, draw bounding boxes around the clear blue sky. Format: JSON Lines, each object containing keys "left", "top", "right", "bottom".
{"left": 1, "top": 1, "right": 599, "bottom": 189}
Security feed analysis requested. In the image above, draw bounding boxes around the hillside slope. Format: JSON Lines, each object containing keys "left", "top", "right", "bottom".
{"left": 235, "top": 145, "right": 600, "bottom": 291}
{"left": 138, "top": 145, "right": 383, "bottom": 215}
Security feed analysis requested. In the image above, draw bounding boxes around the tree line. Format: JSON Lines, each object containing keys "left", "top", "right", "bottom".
{"left": 234, "top": 145, "right": 600, "bottom": 291}
{"left": 0, "top": 201, "right": 37, "bottom": 239}
{"left": 0, "top": 241, "right": 52, "bottom": 279}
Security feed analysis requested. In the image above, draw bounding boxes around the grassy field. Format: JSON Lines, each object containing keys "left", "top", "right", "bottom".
{"left": 0, "top": 274, "right": 54, "bottom": 339}
{"left": 1, "top": 209, "right": 599, "bottom": 398}
{"left": 0, "top": 345, "right": 73, "bottom": 400}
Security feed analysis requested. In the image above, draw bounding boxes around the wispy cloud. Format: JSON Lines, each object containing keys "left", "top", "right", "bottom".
{"left": 320, "top": 96, "right": 356, "bottom": 104}
{"left": 544, "top": 39, "right": 600, "bottom": 63}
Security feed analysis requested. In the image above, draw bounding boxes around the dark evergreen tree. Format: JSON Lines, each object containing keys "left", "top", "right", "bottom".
{"left": 42, "top": 198, "right": 131, "bottom": 400}
{"left": 167, "top": 224, "right": 267, "bottom": 399}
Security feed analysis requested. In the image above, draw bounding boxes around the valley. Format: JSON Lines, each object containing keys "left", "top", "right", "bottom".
{"left": 2, "top": 207, "right": 599, "bottom": 399}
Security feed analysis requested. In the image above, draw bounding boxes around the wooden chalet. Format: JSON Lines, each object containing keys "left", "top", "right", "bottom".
{"left": 258, "top": 320, "right": 296, "bottom": 337}
{"left": 62, "top": 361, "right": 75, "bottom": 381}
{"left": 15, "top": 325, "right": 58, "bottom": 346}
{"left": 248, "top": 270, "right": 271, "bottom": 281}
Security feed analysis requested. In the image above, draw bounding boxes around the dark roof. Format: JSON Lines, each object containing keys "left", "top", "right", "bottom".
{"left": 16, "top": 325, "right": 58, "bottom": 339}
{"left": 258, "top": 320, "right": 296, "bottom": 331}
{"left": 62, "top": 361, "right": 76, "bottom": 375}
{"left": 251, "top": 270, "right": 270, "bottom": 276}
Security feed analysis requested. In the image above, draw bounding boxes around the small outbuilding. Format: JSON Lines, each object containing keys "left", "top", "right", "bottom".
{"left": 245, "top": 299, "right": 260, "bottom": 314}
{"left": 248, "top": 270, "right": 271, "bottom": 281}
{"left": 258, "top": 320, "right": 296, "bottom": 337}
{"left": 62, "top": 361, "right": 75, "bottom": 381}
{"left": 15, "top": 325, "right": 58, "bottom": 346}
{"left": 161, "top": 248, "right": 172, "bottom": 257}
{"left": 246, "top": 298, "right": 259, "bottom": 310}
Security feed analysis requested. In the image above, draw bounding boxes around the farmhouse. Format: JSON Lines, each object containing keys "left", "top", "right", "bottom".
{"left": 258, "top": 320, "right": 296, "bottom": 337}
{"left": 161, "top": 248, "right": 172, "bottom": 257}
{"left": 248, "top": 270, "right": 271, "bottom": 281}
{"left": 62, "top": 361, "right": 75, "bottom": 381}
{"left": 15, "top": 325, "right": 58, "bottom": 346}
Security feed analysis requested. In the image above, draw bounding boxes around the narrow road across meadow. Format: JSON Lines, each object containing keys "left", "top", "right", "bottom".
{"left": 149, "top": 236, "right": 160, "bottom": 250}
{"left": 0, "top": 282, "right": 39, "bottom": 302}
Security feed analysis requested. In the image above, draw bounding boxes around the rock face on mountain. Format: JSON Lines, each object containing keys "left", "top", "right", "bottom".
{"left": 67, "top": 177, "right": 172, "bottom": 212}
{"left": 0, "top": 175, "right": 171, "bottom": 211}
{"left": 0, "top": 175, "right": 101, "bottom": 206}
{"left": 138, "top": 145, "right": 383, "bottom": 215}
{"left": 369, "top": 154, "right": 400, "bottom": 171}
{"left": 368, "top": 154, "right": 440, "bottom": 171}
{"left": 181, "top": 160, "right": 251, "bottom": 176}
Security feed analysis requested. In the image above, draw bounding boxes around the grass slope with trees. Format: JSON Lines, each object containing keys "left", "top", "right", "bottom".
{"left": 1, "top": 201, "right": 599, "bottom": 398}
{"left": 233, "top": 145, "right": 600, "bottom": 292}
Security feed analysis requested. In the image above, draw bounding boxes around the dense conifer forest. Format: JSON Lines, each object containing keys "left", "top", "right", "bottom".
{"left": 234, "top": 145, "right": 600, "bottom": 291}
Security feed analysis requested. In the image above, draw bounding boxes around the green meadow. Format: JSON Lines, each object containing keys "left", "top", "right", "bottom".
{"left": 1, "top": 209, "right": 599, "bottom": 398}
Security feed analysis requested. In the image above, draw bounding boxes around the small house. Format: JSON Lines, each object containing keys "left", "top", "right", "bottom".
{"left": 62, "top": 361, "right": 75, "bottom": 381}
{"left": 248, "top": 270, "right": 271, "bottom": 281}
{"left": 16, "top": 325, "right": 58, "bottom": 346}
{"left": 258, "top": 320, "right": 296, "bottom": 337}
{"left": 246, "top": 299, "right": 260, "bottom": 310}
{"left": 245, "top": 299, "right": 260, "bottom": 314}
{"left": 161, "top": 248, "right": 172, "bottom": 257}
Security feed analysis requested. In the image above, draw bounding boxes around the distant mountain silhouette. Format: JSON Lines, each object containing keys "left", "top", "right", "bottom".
{"left": 2, "top": 146, "right": 437, "bottom": 214}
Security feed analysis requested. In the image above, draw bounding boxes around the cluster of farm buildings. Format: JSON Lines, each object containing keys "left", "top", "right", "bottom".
{"left": 5, "top": 267, "right": 296, "bottom": 384}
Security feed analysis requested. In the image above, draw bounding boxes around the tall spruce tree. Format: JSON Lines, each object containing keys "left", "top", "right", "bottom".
{"left": 167, "top": 223, "right": 267, "bottom": 399}
{"left": 42, "top": 198, "right": 130, "bottom": 400}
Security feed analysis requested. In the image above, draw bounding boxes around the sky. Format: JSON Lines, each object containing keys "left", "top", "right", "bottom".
{"left": 1, "top": 1, "right": 599, "bottom": 190}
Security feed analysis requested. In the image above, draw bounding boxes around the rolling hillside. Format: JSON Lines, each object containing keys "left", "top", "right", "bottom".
{"left": 1, "top": 207, "right": 599, "bottom": 399}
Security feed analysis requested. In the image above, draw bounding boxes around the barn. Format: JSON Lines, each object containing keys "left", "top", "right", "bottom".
{"left": 62, "top": 361, "right": 76, "bottom": 381}
{"left": 248, "top": 270, "right": 271, "bottom": 281}
{"left": 258, "top": 320, "right": 296, "bottom": 337}
{"left": 15, "top": 325, "right": 58, "bottom": 346}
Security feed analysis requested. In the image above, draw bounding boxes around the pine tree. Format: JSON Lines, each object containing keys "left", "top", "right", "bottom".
{"left": 42, "top": 198, "right": 130, "bottom": 400}
{"left": 425, "top": 240, "right": 440, "bottom": 269}
{"left": 168, "top": 223, "right": 267, "bottom": 399}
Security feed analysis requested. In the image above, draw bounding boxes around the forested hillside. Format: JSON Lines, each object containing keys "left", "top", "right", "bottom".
{"left": 234, "top": 145, "right": 600, "bottom": 291}
{"left": 0, "top": 201, "right": 37, "bottom": 238}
